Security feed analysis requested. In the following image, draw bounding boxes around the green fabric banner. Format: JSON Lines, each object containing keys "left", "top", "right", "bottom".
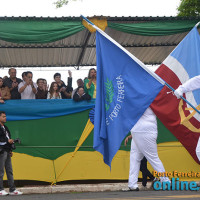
{"left": 10, "top": 110, "right": 92, "bottom": 160}
{"left": 108, "top": 20, "right": 200, "bottom": 36}
{"left": 0, "top": 18, "right": 199, "bottom": 43}
{"left": 8, "top": 108, "right": 177, "bottom": 160}
{"left": 0, "top": 19, "right": 85, "bottom": 43}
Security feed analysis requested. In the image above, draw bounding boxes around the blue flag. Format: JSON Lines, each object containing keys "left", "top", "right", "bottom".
{"left": 94, "top": 29, "right": 165, "bottom": 167}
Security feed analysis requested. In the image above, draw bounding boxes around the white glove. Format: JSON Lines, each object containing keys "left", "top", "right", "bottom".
{"left": 174, "top": 88, "right": 183, "bottom": 99}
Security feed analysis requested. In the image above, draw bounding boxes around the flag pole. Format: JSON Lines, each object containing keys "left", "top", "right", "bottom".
{"left": 164, "top": 82, "right": 200, "bottom": 114}
{"left": 195, "top": 22, "right": 200, "bottom": 27}
{"left": 81, "top": 15, "right": 95, "bottom": 26}
{"left": 81, "top": 15, "right": 200, "bottom": 115}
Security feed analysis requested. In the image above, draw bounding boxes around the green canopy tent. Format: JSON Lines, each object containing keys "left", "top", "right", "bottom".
{"left": 0, "top": 16, "right": 200, "bottom": 68}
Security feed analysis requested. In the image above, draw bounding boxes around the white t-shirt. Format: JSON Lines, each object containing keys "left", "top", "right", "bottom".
{"left": 18, "top": 81, "right": 37, "bottom": 99}
{"left": 47, "top": 92, "right": 62, "bottom": 99}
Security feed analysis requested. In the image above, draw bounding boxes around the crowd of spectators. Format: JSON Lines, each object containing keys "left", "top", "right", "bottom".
{"left": 0, "top": 67, "right": 97, "bottom": 103}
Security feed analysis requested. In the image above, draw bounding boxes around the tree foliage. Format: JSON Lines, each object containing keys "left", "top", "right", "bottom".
{"left": 177, "top": 0, "right": 200, "bottom": 16}
{"left": 54, "top": 0, "right": 72, "bottom": 8}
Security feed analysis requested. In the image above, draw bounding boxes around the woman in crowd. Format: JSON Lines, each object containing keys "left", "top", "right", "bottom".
{"left": 47, "top": 82, "right": 62, "bottom": 99}
{"left": 0, "top": 77, "right": 11, "bottom": 103}
{"left": 84, "top": 68, "right": 96, "bottom": 99}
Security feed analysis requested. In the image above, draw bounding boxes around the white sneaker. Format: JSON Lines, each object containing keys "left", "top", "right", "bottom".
{"left": 0, "top": 190, "right": 8, "bottom": 196}
{"left": 9, "top": 190, "right": 23, "bottom": 195}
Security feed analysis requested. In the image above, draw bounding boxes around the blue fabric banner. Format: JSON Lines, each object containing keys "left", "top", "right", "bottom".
{"left": 0, "top": 99, "right": 95, "bottom": 121}
{"left": 94, "top": 30, "right": 165, "bottom": 167}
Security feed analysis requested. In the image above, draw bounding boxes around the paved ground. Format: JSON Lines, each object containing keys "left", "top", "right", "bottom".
{"left": 3, "top": 182, "right": 130, "bottom": 195}
{"left": 1, "top": 181, "right": 200, "bottom": 199}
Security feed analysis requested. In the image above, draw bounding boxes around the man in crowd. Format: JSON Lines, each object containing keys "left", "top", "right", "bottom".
{"left": 71, "top": 79, "right": 84, "bottom": 99}
{"left": 54, "top": 70, "right": 73, "bottom": 99}
{"left": 21, "top": 72, "right": 26, "bottom": 82}
{"left": 18, "top": 71, "right": 37, "bottom": 99}
{"left": 3, "top": 68, "right": 22, "bottom": 99}
{"left": 0, "top": 111, "right": 22, "bottom": 196}
{"left": 73, "top": 86, "right": 91, "bottom": 102}
{"left": 36, "top": 79, "right": 48, "bottom": 99}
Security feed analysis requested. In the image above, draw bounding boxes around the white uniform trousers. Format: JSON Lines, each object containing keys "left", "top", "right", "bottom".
{"left": 128, "top": 131, "right": 170, "bottom": 189}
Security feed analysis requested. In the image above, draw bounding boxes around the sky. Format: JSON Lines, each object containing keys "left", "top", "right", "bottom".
{"left": 0, "top": 0, "right": 181, "bottom": 87}
{"left": 0, "top": 0, "right": 181, "bottom": 17}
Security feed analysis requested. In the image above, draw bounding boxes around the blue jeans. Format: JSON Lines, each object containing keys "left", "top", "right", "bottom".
{"left": 0, "top": 151, "right": 15, "bottom": 192}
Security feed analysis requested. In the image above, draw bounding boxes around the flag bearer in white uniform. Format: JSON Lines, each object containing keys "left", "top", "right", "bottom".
{"left": 128, "top": 107, "right": 170, "bottom": 190}
{"left": 174, "top": 75, "right": 200, "bottom": 188}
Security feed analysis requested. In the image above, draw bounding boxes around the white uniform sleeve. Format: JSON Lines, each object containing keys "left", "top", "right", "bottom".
{"left": 174, "top": 75, "right": 200, "bottom": 98}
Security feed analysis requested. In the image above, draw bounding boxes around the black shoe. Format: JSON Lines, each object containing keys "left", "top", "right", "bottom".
{"left": 129, "top": 187, "right": 139, "bottom": 191}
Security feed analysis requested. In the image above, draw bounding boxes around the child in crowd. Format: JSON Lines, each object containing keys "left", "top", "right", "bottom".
{"left": 47, "top": 82, "right": 62, "bottom": 99}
